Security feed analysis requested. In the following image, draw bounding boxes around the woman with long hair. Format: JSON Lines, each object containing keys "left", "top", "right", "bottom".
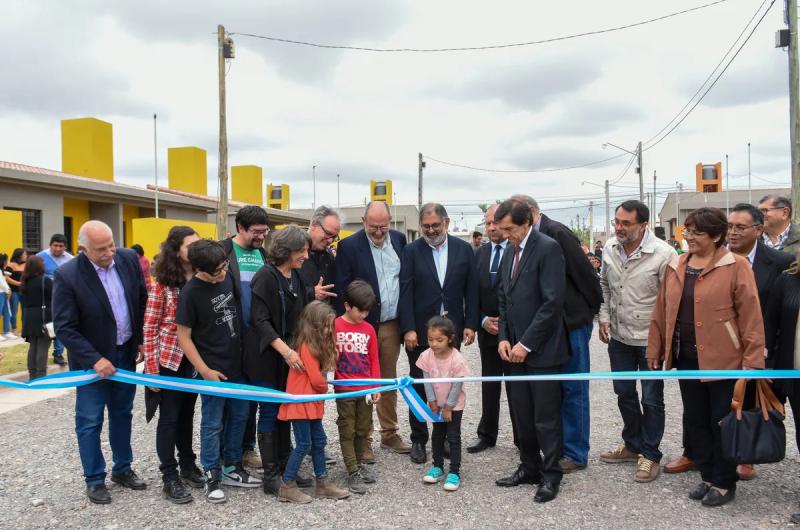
{"left": 4, "top": 248, "right": 27, "bottom": 338}
{"left": 20, "top": 256, "right": 52, "bottom": 380}
{"left": 0, "top": 253, "right": 12, "bottom": 340}
{"left": 142, "top": 226, "right": 202, "bottom": 504}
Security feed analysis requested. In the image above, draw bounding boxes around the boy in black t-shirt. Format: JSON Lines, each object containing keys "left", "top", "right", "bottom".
{"left": 176, "top": 240, "right": 261, "bottom": 503}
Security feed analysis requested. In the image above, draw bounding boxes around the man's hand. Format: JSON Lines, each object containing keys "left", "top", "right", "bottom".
{"left": 148, "top": 386, "right": 161, "bottom": 393}
{"left": 498, "top": 340, "right": 512, "bottom": 362}
{"left": 442, "top": 404, "right": 453, "bottom": 422}
{"left": 314, "top": 277, "right": 337, "bottom": 300}
{"left": 463, "top": 328, "right": 476, "bottom": 346}
{"left": 404, "top": 331, "right": 418, "bottom": 351}
{"left": 510, "top": 343, "right": 529, "bottom": 363}
{"left": 482, "top": 317, "right": 499, "bottom": 336}
{"left": 599, "top": 322, "right": 611, "bottom": 344}
{"left": 93, "top": 357, "right": 116, "bottom": 378}
{"left": 647, "top": 358, "right": 662, "bottom": 371}
{"left": 135, "top": 345, "right": 145, "bottom": 364}
{"left": 201, "top": 369, "right": 228, "bottom": 382}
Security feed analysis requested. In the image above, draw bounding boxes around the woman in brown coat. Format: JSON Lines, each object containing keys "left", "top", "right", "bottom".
{"left": 646, "top": 207, "right": 764, "bottom": 507}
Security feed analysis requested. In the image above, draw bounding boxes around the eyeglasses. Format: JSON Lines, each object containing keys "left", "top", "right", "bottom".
{"left": 367, "top": 224, "right": 390, "bottom": 233}
{"left": 320, "top": 224, "right": 340, "bottom": 243}
{"left": 727, "top": 223, "right": 759, "bottom": 233}
{"left": 247, "top": 227, "right": 270, "bottom": 237}
{"left": 613, "top": 219, "right": 640, "bottom": 228}
{"left": 421, "top": 222, "right": 443, "bottom": 231}
{"left": 681, "top": 229, "right": 707, "bottom": 238}
{"left": 758, "top": 206, "right": 786, "bottom": 214}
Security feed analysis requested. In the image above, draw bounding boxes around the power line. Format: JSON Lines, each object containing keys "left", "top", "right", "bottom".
{"left": 424, "top": 153, "right": 627, "bottom": 173}
{"left": 643, "top": 0, "right": 777, "bottom": 151}
{"left": 230, "top": 0, "right": 730, "bottom": 53}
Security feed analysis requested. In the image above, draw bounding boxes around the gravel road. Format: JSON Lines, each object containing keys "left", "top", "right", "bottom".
{"left": 1, "top": 329, "right": 798, "bottom": 529}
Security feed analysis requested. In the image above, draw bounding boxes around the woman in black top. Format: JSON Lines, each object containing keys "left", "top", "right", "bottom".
{"left": 244, "top": 225, "right": 312, "bottom": 493}
{"left": 5, "top": 248, "right": 27, "bottom": 338}
{"left": 20, "top": 256, "right": 52, "bottom": 380}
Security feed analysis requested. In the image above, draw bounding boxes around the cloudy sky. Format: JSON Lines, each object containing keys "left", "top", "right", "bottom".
{"left": 0, "top": 0, "right": 793, "bottom": 230}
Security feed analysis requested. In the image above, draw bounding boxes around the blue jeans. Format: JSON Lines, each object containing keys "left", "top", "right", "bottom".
{"left": 251, "top": 379, "right": 279, "bottom": 433}
{"left": 199, "top": 380, "right": 249, "bottom": 473}
{"left": 52, "top": 337, "right": 64, "bottom": 358}
{"left": 8, "top": 291, "right": 20, "bottom": 331}
{"left": 75, "top": 345, "right": 136, "bottom": 485}
{"left": 0, "top": 292, "right": 10, "bottom": 334}
{"left": 561, "top": 323, "right": 592, "bottom": 465}
{"left": 608, "top": 338, "right": 665, "bottom": 462}
{"left": 283, "top": 419, "right": 327, "bottom": 482}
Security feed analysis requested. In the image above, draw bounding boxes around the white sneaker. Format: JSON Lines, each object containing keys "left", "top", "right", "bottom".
{"left": 0, "top": 335, "right": 6, "bottom": 342}
{"left": 221, "top": 465, "right": 262, "bottom": 488}
{"left": 4, "top": 333, "right": 17, "bottom": 340}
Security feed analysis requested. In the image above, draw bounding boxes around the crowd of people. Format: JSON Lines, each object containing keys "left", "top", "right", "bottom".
{"left": 4, "top": 191, "right": 799, "bottom": 518}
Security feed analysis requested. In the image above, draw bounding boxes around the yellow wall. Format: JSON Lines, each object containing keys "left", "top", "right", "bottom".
{"left": 232, "top": 165, "right": 263, "bottom": 205}
{"left": 63, "top": 198, "right": 90, "bottom": 252}
{"left": 61, "top": 117, "right": 114, "bottom": 181}
{"left": 168, "top": 147, "right": 207, "bottom": 195}
{"left": 0, "top": 210, "right": 23, "bottom": 257}
{"left": 123, "top": 205, "right": 141, "bottom": 247}
{"left": 132, "top": 217, "right": 217, "bottom": 263}
{"left": 267, "top": 184, "right": 290, "bottom": 210}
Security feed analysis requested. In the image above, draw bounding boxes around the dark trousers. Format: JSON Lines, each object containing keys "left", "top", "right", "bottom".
{"left": 27, "top": 335, "right": 51, "bottom": 380}
{"left": 476, "top": 330, "right": 515, "bottom": 446}
{"left": 75, "top": 344, "right": 136, "bottom": 485}
{"left": 675, "top": 356, "right": 738, "bottom": 490}
{"left": 608, "top": 339, "right": 665, "bottom": 462}
{"left": 506, "top": 363, "right": 563, "bottom": 485}
{"left": 156, "top": 360, "right": 198, "bottom": 481}
{"left": 242, "top": 402, "right": 258, "bottom": 451}
{"left": 407, "top": 340, "right": 462, "bottom": 445}
{"left": 432, "top": 410, "right": 463, "bottom": 476}
{"left": 336, "top": 397, "right": 374, "bottom": 473}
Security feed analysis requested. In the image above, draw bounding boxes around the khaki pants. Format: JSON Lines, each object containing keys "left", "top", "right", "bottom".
{"left": 336, "top": 398, "right": 374, "bottom": 473}
{"left": 375, "top": 320, "right": 401, "bottom": 439}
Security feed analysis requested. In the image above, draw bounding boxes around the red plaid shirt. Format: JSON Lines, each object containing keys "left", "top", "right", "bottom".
{"left": 143, "top": 282, "right": 184, "bottom": 374}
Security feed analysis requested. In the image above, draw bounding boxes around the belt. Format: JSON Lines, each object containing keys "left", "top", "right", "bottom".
{"left": 379, "top": 319, "right": 398, "bottom": 325}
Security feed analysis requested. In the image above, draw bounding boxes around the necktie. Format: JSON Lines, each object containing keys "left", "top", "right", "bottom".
{"left": 490, "top": 244, "right": 502, "bottom": 285}
{"left": 511, "top": 245, "right": 522, "bottom": 283}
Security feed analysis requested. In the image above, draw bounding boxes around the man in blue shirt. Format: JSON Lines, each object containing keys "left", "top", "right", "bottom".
{"left": 38, "top": 234, "right": 73, "bottom": 365}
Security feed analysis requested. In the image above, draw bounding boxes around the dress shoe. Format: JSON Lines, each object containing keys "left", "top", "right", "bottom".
{"left": 86, "top": 484, "right": 112, "bottom": 504}
{"left": 410, "top": 442, "right": 428, "bottom": 464}
{"left": 162, "top": 478, "right": 193, "bottom": 504}
{"left": 534, "top": 481, "right": 559, "bottom": 503}
{"left": 559, "top": 457, "right": 587, "bottom": 474}
{"left": 110, "top": 469, "right": 147, "bottom": 490}
{"left": 736, "top": 464, "right": 756, "bottom": 481}
{"left": 701, "top": 487, "right": 735, "bottom": 507}
{"left": 688, "top": 482, "right": 711, "bottom": 500}
{"left": 380, "top": 434, "right": 411, "bottom": 454}
{"left": 790, "top": 513, "right": 800, "bottom": 524}
{"left": 495, "top": 466, "right": 542, "bottom": 487}
{"left": 664, "top": 455, "right": 696, "bottom": 474}
{"left": 467, "top": 438, "right": 494, "bottom": 454}
{"left": 53, "top": 356, "right": 67, "bottom": 366}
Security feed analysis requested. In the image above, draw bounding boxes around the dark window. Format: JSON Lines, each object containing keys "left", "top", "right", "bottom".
{"left": 63, "top": 217, "right": 73, "bottom": 253}
{"left": 4, "top": 207, "right": 42, "bottom": 251}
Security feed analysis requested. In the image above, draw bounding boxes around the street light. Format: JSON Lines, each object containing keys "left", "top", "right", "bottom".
{"left": 602, "top": 140, "right": 644, "bottom": 202}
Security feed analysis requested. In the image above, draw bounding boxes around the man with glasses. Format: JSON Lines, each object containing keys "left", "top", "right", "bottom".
{"left": 597, "top": 200, "right": 674, "bottom": 483}
{"left": 334, "top": 201, "right": 411, "bottom": 456}
{"left": 758, "top": 195, "right": 800, "bottom": 255}
{"left": 300, "top": 205, "right": 341, "bottom": 304}
{"left": 220, "top": 205, "right": 270, "bottom": 471}
{"left": 399, "top": 203, "right": 479, "bottom": 464}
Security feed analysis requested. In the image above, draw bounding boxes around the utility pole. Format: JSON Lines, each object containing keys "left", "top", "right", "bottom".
{"left": 588, "top": 200, "right": 594, "bottom": 246}
{"left": 153, "top": 113, "right": 159, "bottom": 218}
{"left": 725, "top": 154, "right": 730, "bottom": 215}
{"left": 790, "top": 0, "right": 800, "bottom": 222}
{"left": 216, "top": 25, "right": 232, "bottom": 239}
{"left": 652, "top": 170, "right": 657, "bottom": 226}
{"left": 604, "top": 179, "right": 610, "bottom": 240}
{"left": 418, "top": 153, "right": 425, "bottom": 211}
{"left": 747, "top": 142, "right": 752, "bottom": 204}
{"left": 312, "top": 165, "right": 317, "bottom": 210}
{"left": 637, "top": 141, "right": 644, "bottom": 203}
{"left": 676, "top": 182, "right": 684, "bottom": 237}
{"left": 337, "top": 173, "right": 340, "bottom": 209}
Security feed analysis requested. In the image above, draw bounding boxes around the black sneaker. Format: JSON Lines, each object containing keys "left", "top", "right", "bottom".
{"left": 222, "top": 464, "right": 262, "bottom": 488}
{"left": 163, "top": 478, "right": 193, "bottom": 504}
{"left": 204, "top": 470, "right": 226, "bottom": 504}
{"left": 53, "top": 356, "right": 67, "bottom": 366}
{"left": 180, "top": 465, "right": 205, "bottom": 489}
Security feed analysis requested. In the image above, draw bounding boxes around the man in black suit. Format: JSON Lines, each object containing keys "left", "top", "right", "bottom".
{"left": 53, "top": 220, "right": 148, "bottom": 504}
{"left": 334, "top": 201, "right": 411, "bottom": 454}
{"left": 467, "top": 203, "right": 514, "bottom": 454}
{"left": 494, "top": 199, "right": 568, "bottom": 503}
{"left": 399, "top": 202, "right": 479, "bottom": 464}
{"left": 512, "top": 194, "right": 601, "bottom": 473}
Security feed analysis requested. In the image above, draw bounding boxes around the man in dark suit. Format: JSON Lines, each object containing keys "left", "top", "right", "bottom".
{"left": 334, "top": 201, "right": 411, "bottom": 454}
{"left": 399, "top": 202, "right": 479, "bottom": 463}
{"left": 512, "top": 194, "right": 601, "bottom": 473}
{"left": 494, "top": 199, "right": 568, "bottom": 503}
{"left": 53, "top": 220, "right": 148, "bottom": 504}
{"left": 467, "top": 203, "right": 514, "bottom": 454}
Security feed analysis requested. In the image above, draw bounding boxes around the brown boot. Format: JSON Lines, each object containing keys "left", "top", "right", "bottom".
{"left": 278, "top": 480, "right": 312, "bottom": 504}
{"left": 315, "top": 478, "right": 350, "bottom": 500}
{"left": 380, "top": 433, "right": 411, "bottom": 454}
{"left": 664, "top": 455, "right": 696, "bottom": 474}
{"left": 362, "top": 435, "right": 376, "bottom": 464}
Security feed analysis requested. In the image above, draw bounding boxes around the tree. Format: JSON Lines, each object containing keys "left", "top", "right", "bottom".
{"left": 572, "top": 226, "right": 591, "bottom": 248}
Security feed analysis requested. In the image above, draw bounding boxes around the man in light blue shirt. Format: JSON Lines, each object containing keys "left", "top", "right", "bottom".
{"left": 37, "top": 233, "right": 73, "bottom": 365}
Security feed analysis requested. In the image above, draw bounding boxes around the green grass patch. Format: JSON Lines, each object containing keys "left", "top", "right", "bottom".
{"left": 0, "top": 342, "right": 57, "bottom": 377}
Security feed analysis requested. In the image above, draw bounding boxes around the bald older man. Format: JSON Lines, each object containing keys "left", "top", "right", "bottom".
{"left": 53, "top": 221, "right": 148, "bottom": 504}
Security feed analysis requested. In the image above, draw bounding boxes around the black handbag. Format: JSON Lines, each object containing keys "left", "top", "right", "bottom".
{"left": 720, "top": 379, "right": 786, "bottom": 464}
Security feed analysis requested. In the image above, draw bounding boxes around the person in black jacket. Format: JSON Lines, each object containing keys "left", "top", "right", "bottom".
{"left": 20, "top": 255, "right": 53, "bottom": 381}
{"left": 299, "top": 205, "right": 340, "bottom": 304}
{"left": 244, "top": 226, "right": 313, "bottom": 494}
{"left": 467, "top": 203, "right": 516, "bottom": 454}
{"left": 513, "top": 194, "right": 602, "bottom": 473}
{"left": 494, "top": 199, "right": 568, "bottom": 503}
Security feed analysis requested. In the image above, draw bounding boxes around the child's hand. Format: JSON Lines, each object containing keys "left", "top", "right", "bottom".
{"left": 442, "top": 404, "right": 453, "bottom": 422}
{"left": 371, "top": 393, "right": 381, "bottom": 403}
{"left": 428, "top": 401, "right": 439, "bottom": 413}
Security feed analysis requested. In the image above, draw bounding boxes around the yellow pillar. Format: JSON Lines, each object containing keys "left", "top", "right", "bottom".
{"left": 123, "top": 205, "right": 141, "bottom": 247}
{"left": 61, "top": 117, "right": 114, "bottom": 181}
{"left": 267, "top": 184, "right": 290, "bottom": 210}
{"left": 0, "top": 210, "right": 23, "bottom": 257}
{"left": 370, "top": 179, "right": 393, "bottom": 204}
{"left": 168, "top": 147, "right": 208, "bottom": 195}
{"left": 63, "top": 198, "right": 90, "bottom": 252}
{"left": 231, "top": 165, "right": 263, "bottom": 205}
{"left": 132, "top": 218, "right": 218, "bottom": 262}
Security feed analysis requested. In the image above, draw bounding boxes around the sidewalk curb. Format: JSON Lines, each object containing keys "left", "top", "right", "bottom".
{"left": 0, "top": 362, "right": 70, "bottom": 384}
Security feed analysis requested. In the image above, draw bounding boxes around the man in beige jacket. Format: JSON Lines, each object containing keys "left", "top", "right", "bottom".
{"left": 597, "top": 200, "right": 675, "bottom": 483}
